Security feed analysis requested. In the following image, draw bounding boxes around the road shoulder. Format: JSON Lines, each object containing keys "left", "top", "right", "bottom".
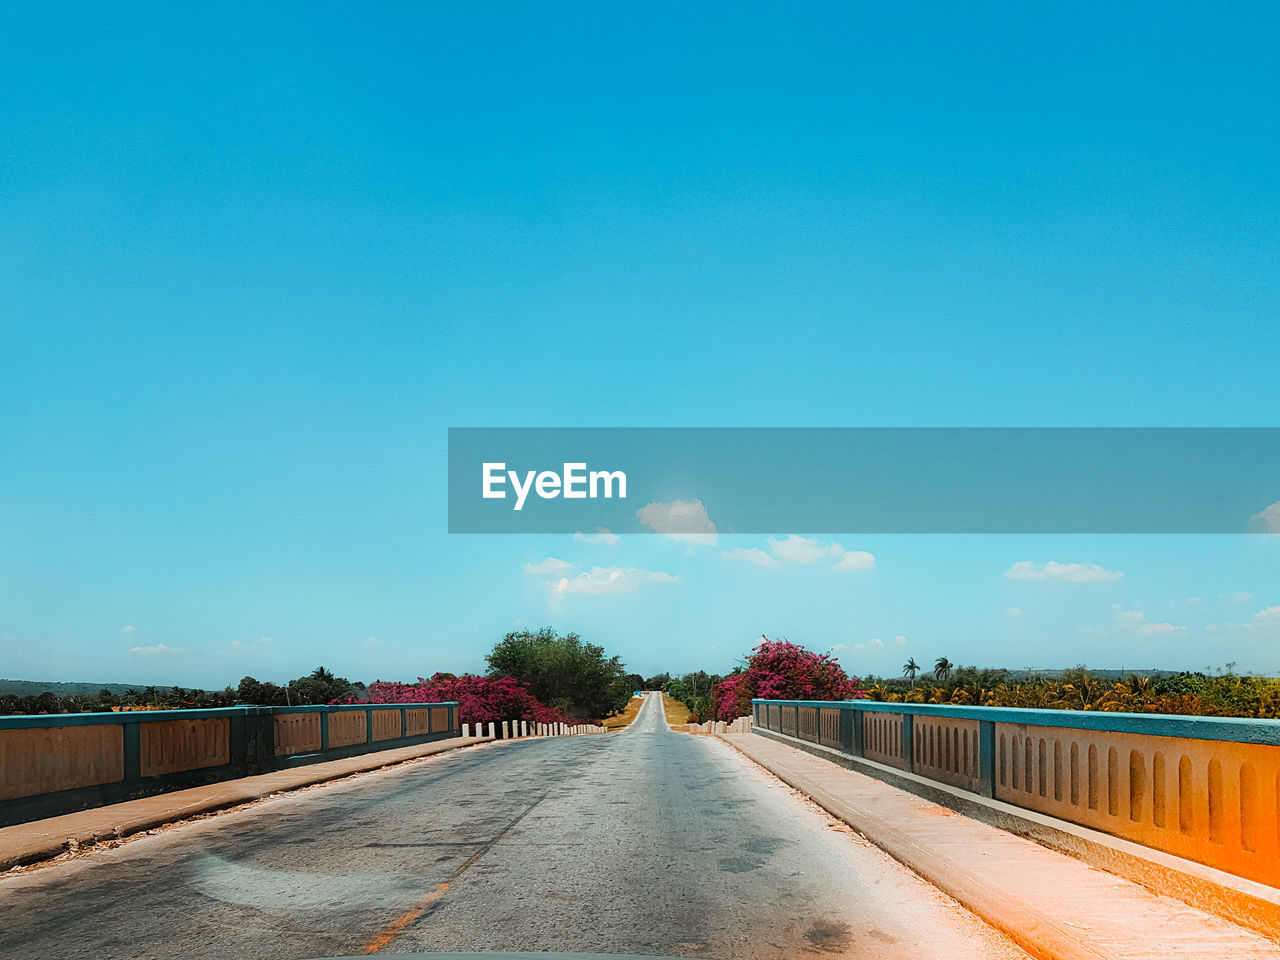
{"left": 1, "top": 734, "right": 493, "bottom": 872}
{"left": 719, "top": 730, "right": 1280, "bottom": 960}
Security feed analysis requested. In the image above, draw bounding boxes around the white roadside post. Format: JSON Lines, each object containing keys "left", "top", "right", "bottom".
{"left": 521, "top": 720, "right": 528, "bottom": 737}
{"left": 488, "top": 722, "right": 495, "bottom": 738}
{"left": 502, "top": 721, "right": 510, "bottom": 739}
{"left": 463, "top": 723, "right": 470, "bottom": 738}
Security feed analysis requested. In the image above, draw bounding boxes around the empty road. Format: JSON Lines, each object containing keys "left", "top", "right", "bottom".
{"left": 0, "top": 694, "right": 1028, "bottom": 959}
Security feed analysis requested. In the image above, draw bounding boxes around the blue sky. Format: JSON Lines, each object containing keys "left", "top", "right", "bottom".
{"left": 2, "top": 3, "right": 1279, "bottom": 688}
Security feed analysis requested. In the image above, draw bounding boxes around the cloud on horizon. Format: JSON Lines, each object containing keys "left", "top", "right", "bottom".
{"left": 1248, "top": 501, "right": 1280, "bottom": 533}
{"left": 766, "top": 535, "right": 876, "bottom": 572}
{"left": 721, "top": 546, "right": 781, "bottom": 568}
{"left": 574, "top": 527, "right": 619, "bottom": 546}
{"left": 524, "top": 557, "right": 573, "bottom": 576}
{"left": 547, "top": 566, "right": 677, "bottom": 599}
{"left": 1005, "top": 560, "right": 1123, "bottom": 583}
{"left": 130, "top": 643, "right": 186, "bottom": 657}
{"left": 1254, "top": 605, "right": 1280, "bottom": 627}
{"left": 636, "top": 499, "right": 718, "bottom": 545}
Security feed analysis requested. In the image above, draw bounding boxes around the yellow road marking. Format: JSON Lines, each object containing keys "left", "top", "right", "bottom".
{"left": 362, "top": 882, "right": 449, "bottom": 954}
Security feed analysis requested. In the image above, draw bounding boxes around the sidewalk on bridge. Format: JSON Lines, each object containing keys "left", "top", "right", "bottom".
{"left": 719, "top": 731, "right": 1280, "bottom": 960}
{"left": 0, "top": 734, "right": 494, "bottom": 872}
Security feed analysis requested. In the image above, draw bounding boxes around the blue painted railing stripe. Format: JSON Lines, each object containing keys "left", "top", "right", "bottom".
{"left": 751, "top": 699, "right": 1280, "bottom": 745}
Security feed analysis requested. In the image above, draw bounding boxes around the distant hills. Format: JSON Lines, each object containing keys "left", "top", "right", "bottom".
{"left": 0, "top": 678, "right": 210, "bottom": 697}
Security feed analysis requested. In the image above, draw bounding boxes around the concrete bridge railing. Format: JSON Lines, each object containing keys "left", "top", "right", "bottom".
{"left": 753, "top": 697, "right": 1280, "bottom": 888}
{"left": 0, "top": 701, "right": 458, "bottom": 828}
{"left": 461, "top": 721, "right": 607, "bottom": 737}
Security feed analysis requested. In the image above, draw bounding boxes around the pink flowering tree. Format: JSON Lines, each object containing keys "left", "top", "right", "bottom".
{"left": 713, "top": 639, "right": 865, "bottom": 720}
{"left": 339, "top": 673, "right": 576, "bottom": 727}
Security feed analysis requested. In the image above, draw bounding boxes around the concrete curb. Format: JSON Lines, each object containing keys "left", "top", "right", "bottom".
{"left": 718, "top": 731, "right": 1280, "bottom": 960}
{"left": 1, "top": 734, "right": 494, "bottom": 872}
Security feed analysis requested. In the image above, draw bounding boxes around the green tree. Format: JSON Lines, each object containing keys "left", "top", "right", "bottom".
{"left": 486, "top": 627, "right": 632, "bottom": 719}
{"left": 902, "top": 658, "right": 920, "bottom": 687}
{"left": 236, "top": 676, "right": 288, "bottom": 706}
{"left": 933, "top": 656, "right": 953, "bottom": 683}
{"left": 288, "top": 666, "right": 355, "bottom": 705}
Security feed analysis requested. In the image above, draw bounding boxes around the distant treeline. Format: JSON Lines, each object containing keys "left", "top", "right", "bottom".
{"left": 0, "top": 679, "right": 166, "bottom": 698}
{"left": 862, "top": 663, "right": 1280, "bottom": 718}
{"left": 0, "top": 668, "right": 364, "bottom": 716}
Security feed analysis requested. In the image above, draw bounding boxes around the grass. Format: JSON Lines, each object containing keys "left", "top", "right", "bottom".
{"left": 660, "top": 692, "right": 692, "bottom": 727}
{"left": 602, "top": 694, "right": 645, "bottom": 731}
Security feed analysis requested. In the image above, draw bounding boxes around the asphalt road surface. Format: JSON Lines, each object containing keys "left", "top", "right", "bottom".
{"left": 0, "top": 694, "right": 1029, "bottom": 960}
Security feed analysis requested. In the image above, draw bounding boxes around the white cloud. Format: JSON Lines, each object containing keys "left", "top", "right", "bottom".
{"left": 524, "top": 557, "right": 573, "bottom": 576}
{"left": 721, "top": 547, "right": 781, "bottom": 568}
{"left": 1185, "top": 596, "right": 1203, "bottom": 606}
{"left": 833, "top": 550, "right": 876, "bottom": 571}
{"left": 766, "top": 535, "right": 875, "bottom": 571}
{"left": 1233, "top": 592, "right": 1255, "bottom": 604}
{"left": 574, "top": 527, "right": 619, "bottom": 546}
{"left": 1254, "top": 605, "right": 1280, "bottom": 627}
{"left": 1109, "top": 607, "right": 1185, "bottom": 636}
{"left": 130, "top": 643, "right": 186, "bottom": 657}
{"left": 548, "top": 566, "right": 677, "bottom": 596}
{"left": 830, "top": 642, "right": 847, "bottom": 652}
{"left": 1005, "top": 561, "right": 1123, "bottom": 583}
{"left": 868, "top": 637, "right": 885, "bottom": 650}
{"left": 894, "top": 634, "right": 907, "bottom": 645}
{"left": 1248, "top": 501, "right": 1280, "bottom": 533}
{"left": 120, "top": 624, "right": 136, "bottom": 634}
{"left": 363, "top": 636, "right": 381, "bottom": 648}
{"left": 1138, "top": 622, "right": 1186, "bottom": 637}
{"left": 1006, "top": 607, "right": 1024, "bottom": 617}
{"left": 768, "top": 535, "right": 841, "bottom": 564}
{"left": 636, "top": 499, "right": 718, "bottom": 545}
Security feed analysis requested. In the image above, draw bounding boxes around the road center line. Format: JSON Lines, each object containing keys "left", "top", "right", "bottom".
{"left": 361, "top": 786, "right": 553, "bottom": 954}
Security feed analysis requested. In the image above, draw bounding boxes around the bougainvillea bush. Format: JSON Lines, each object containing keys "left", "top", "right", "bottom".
{"left": 713, "top": 639, "right": 865, "bottom": 721}
{"left": 338, "top": 673, "right": 576, "bottom": 727}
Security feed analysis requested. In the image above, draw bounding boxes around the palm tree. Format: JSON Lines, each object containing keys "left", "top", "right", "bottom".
{"left": 902, "top": 658, "right": 920, "bottom": 687}
{"left": 933, "top": 656, "right": 953, "bottom": 683}
{"left": 311, "top": 666, "right": 335, "bottom": 683}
